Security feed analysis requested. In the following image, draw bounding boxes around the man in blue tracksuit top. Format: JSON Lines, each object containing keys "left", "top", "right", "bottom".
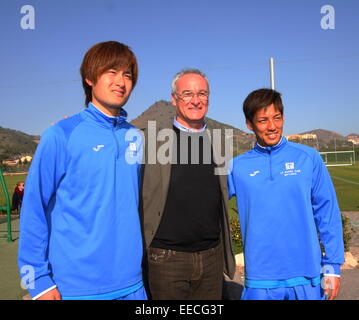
{"left": 228, "top": 88, "right": 344, "bottom": 300}
{"left": 18, "top": 41, "right": 146, "bottom": 300}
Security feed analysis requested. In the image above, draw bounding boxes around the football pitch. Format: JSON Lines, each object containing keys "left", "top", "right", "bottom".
{"left": 328, "top": 163, "right": 359, "bottom": 211}
{"left": 0, "top": 165, "right": 358, "bottom": 212}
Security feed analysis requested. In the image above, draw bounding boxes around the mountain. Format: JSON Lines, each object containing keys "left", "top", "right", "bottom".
{"left": 295, "top": 129, "right": 358, "bottom": 150}
{"left": 0, "top": 126, "right": 38, "bottom": 161}
{"left": 130, "top": 100, "right": 255, "bottom": 153}
{"left": 347, "top": 133, "right": 359, "bottom": 138}
{"left": 300, "top": 129, "right": 346, "bottom": 143}
{"left": 2, "top": 102, "right": 357, "bottom": 161}
{"left": 131, "top": 100, "right": 175, "bottom": 130}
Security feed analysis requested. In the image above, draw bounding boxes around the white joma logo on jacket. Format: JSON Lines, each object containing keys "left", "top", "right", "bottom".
{"left": 93, "top": 145, "right": 104, "bottom": 152}
{"left": 249, "top": 170, "right": 260, "bottom": 177}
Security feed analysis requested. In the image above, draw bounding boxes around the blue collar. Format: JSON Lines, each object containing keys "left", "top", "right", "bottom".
{"left": 173, "top": 117, "right": 207, "bottom": 133}
{"left": 254, "top": 136, "right": 287, "bottom": 154}
{"left": 85, "top": 102, "right": 128, "bottom": 127}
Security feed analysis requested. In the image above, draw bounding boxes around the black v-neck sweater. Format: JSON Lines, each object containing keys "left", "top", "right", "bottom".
{"left": 151, "top": 126, "right": 222, "bottom": 252}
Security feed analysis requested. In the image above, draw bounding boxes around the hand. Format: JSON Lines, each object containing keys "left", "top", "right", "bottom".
{"left": 36, "top": 288, "right": 62, "bottom": 300}
{"left": 323, "top": 276, "right": 341, "bottom": 300}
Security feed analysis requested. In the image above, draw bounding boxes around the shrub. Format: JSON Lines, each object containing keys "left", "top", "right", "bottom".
{"left": 230, "top": 215, "right": 243, "bottom": 254}
{"left": 342, "top": 213, "right": 356, "bottom": 252}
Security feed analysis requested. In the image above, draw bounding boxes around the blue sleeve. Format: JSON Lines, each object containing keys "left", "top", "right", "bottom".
{"left": 18, "top": 126, "right": 67, "bottom": 298}
{"left": 227, "top": 159, "right": 236, "bottom": 199}
{"left": 311, "top": 151, "right": 344, "bottom": 276}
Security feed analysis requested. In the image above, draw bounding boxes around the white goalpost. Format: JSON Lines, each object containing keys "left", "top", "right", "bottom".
{"left": 320, "top": 150, "right": 356, "bottom": 167}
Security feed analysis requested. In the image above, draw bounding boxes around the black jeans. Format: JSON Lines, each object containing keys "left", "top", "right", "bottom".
{"left": 147, "top": 243, "right": 224, "bottom": 300}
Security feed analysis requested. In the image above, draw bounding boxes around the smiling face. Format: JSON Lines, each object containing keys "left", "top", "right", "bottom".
{"left": 85, "top": 67, "right": 133, "bottom": 117}
{"left": 171, "top": 73, "right": 209, "bottom": 130}
{"left": 247, "top": 103, "right": 284, "bottom": 147}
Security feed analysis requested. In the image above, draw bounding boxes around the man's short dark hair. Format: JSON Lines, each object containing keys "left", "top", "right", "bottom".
{"left": 80, "top": 41, "right": 138, "bottom": 106}
{"left": 243, "top": 88, "right": 284, "bottom": 123}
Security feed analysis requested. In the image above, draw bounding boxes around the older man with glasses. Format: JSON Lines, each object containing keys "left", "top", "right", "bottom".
{"left": 140, "top": 69, "right": 235, "bottom": 300}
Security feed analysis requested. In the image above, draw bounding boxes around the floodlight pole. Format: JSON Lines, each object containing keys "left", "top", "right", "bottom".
{"left": 316, "top": 136, "right": 320, "bottom": 151}
{"left": 353, "top": 141, "right": 356, "bottom": 164}
{"left": 270, "top": 57, "right": 275, "bottom": 90}
{"left": 334, "top": 138, "right": 338, "bottom": 162}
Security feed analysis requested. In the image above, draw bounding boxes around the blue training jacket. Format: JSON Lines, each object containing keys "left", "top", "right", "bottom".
{"left": 18, "top": 103, "right": 144, "bottom": 298}
{"left": 228, "top": 137, "right": 344, "bottom": 283}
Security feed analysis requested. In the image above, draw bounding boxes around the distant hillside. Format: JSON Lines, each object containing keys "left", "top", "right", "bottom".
{"left": 2, "top": 104, "right": 357, "bottom": 161}
{"left": 295, "top": 129, "right": 358, "bottom": 151}
{"left": 131, "top": 100, "right": 175, "bottom": 130}
{"left": 300, "top": 129, "right": 345, "bottom": 143}
{"left": 130, "top": 100, "right": 255, "bottom": 153}
{"left": 0, "top": 126, "right": 38, "bottom": 161}
{"left": 346, "top": 133, "right": 359, "bottom": 146}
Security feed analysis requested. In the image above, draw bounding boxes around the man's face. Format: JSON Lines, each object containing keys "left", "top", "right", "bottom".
{"left": 246, "top": 103, "right": 284, "bottom": 147}
{"left": 86, "top": 67, "right": 133, "bottom": 115}
{"left": 171, "top": 73, "right": 209, "bottom": 128}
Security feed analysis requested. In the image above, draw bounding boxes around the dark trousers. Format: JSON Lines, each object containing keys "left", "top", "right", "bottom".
{"left": 147, "top": 243, "right": 224, "bottom": 300}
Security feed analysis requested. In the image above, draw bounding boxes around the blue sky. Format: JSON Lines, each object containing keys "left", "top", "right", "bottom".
{"left": 1, "top": 0, "right": 358, "bottom": 136}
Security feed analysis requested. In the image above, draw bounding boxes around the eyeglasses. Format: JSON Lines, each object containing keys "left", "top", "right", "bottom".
{"left": 175, "top": 91, "right": 209, "bottom": 103}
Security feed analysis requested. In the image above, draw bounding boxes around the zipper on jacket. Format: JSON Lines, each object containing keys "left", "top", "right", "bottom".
{"left": 112, "top": 119, "right": 120, "bottom": 159}
{"left": 268, "top": 150, "right": 273, "bottom": 181}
